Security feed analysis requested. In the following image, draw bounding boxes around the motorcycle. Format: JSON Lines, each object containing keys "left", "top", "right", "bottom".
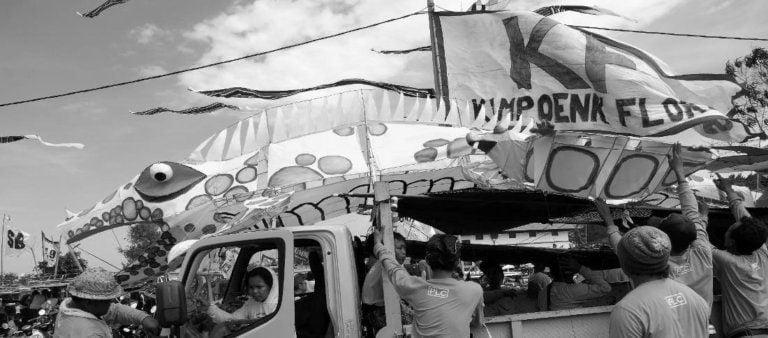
{"left": 9, "top": 309, "right": 54, "bottom": 337}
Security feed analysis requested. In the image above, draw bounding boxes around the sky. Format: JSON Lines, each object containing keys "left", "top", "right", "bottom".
{"left": 0, "top": 0, "right": 766, "bottom": 274}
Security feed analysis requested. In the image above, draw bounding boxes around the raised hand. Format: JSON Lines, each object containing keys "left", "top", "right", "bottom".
{"left": 713, "top": 173, "right": 734, "bottom": 193}
{"left": 668, "top": 143, "right": 685, "bottom": 182}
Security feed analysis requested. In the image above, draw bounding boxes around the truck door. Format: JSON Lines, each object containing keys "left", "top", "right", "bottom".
{"left": 182, "top": 229, "right": 294, "bottom": 337}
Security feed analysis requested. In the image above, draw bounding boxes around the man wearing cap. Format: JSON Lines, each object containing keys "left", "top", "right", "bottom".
{"left": 712, "top": 175, "right": 768, "bottom": 338}
{"left": 55, "top": 268, "right": 160, "bottom": 337}
{"left": 596, "top": 143, "right": 713, "bottom": 307}
{"left": 609, "top": 226, "right": 709, "bottom": 337}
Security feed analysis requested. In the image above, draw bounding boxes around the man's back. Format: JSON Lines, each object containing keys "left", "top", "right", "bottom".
{"left": 397, "top": 277, "right": 483, "bottom": 338}
{"left": 668, "top": 238, "right": 713, "bottom": 306}
{"left": 610, "top": 279, "right": 708, "bottom": 338}
{"left": 713, "top": 245, "right": 768, "bottom": 336}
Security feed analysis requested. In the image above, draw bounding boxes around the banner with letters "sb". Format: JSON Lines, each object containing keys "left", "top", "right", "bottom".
{"left": 431, "top": 11, "right": 763, "bottom": 142}
{"left": 6, "top": 226, "right": 31, "bottom": 257}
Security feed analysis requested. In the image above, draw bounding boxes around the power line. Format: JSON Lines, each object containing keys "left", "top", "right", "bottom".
{"left": 573, "top": 25, "right": 768, "bottom": 42}
{"left": 0, "top": 10, "right": 425, "bottom": 109}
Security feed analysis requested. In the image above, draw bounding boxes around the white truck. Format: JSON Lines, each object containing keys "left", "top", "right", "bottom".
{"left": 152, "top": 224, "right": 648, "bottom": 337}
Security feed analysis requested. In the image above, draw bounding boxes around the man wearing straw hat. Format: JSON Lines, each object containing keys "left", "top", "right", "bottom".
{"left": 54, "top": 268, "right": 160, "bottom": 337}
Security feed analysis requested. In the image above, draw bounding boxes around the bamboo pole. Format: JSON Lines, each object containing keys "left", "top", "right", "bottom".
{"left": 53, "top": 235, "right": 62, "bottom": 279}
{"left": 374, "top": 181, "right": 403, "bottom": 337}
{"left": 1, "top": 214, "right": 6, "bottom": 285}
{"left": 67, "top": 243, "right": 84, "bottom": 273}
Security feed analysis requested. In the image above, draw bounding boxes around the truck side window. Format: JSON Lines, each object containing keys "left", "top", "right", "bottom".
{"left": 294, "top": 239, "right": 331, "bottom": 337}
{"left": 184, "top": 239, "right": 285, "bottom": 336}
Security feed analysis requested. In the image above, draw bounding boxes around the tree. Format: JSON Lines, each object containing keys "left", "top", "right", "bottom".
{"left": 1, "top": 272, "right": 19, "bottom": 284}
{"left": 569, "top": 223, "right": 609, "bottom": 249}
{"left": 725, "top": 48, "right": 768, "bottom": 137}
{"left": 36, "top": 252, "right": 89, "bottom": 278}
{"left": 118, "top": 223, "right": 162, "bottom": 265}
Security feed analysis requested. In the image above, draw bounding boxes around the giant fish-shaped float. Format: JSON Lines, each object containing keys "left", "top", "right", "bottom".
{"left": 58, "top": 89, "right": 494, "bottom": 286}
{"left": 59, "top": 87, "right": 760, "bottom": 287}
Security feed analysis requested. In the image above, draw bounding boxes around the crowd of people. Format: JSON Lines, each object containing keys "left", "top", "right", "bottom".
{"left": 0, "top": 287, "right": 64, "bottom": 335}
{"left": 11, "top": 144, "right": 768, "bottom": 338}
{"left": 356, "top": 143, "right": 768, "bottom": 338}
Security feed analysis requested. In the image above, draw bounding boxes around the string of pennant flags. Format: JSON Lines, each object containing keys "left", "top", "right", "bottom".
{"left": 0, "top": 135, "right": 84, "bottom": 149}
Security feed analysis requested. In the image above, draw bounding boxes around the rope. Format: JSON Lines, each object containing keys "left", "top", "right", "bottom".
{"left": 573, "top": 25, "right": 768, "bottom": 42}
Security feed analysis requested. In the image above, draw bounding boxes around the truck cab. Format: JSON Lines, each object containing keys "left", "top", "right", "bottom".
{"left": 158, "top": 225, "right": 361, "bottom": 337}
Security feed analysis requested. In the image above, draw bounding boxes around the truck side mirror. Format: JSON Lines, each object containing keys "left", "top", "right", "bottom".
{"left": 156, "top": 281, "right": 187, "bottom": 326}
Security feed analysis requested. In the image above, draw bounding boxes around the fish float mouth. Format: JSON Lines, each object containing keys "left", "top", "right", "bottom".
{"left": 66, "top": 196, "right": 166, "bottom": 244}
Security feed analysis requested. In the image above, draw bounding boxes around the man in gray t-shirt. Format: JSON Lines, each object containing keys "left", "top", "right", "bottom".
{"left": 712, "top": 176, "right": 768, "bottom": 337}
{"left": 373, "top": 230, "right": 483, "bottom": 338}
{"left": 596, "top": 143, "right": 713, "bottom": 307}
{"left": 608, "top": 226, "right": 709, "bottom": 337}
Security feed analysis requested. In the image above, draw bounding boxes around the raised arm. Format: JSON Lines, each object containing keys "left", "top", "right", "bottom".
{"left": 372, "top": 228, "right": 426, "bottom": 301}
{"left": 715, "top": 173, "right": 752, "bottom": 221}
{"left": 594, "top": 198, "right": 621, "bottom": 253}
{"left": 670, "top": 143, "right": 708, "bottom": 241}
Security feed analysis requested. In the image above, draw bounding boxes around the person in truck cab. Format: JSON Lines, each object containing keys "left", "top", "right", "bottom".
{"left": 362, "top": 231, "right": 409, "bottom": 334}
{"left": 208, "top": 266, "right": 279, "bottom": 322}
{"left": 372, "top": 229, "right": 483, "bottom": 337}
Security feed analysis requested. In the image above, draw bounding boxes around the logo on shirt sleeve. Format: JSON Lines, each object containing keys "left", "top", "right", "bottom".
{"left": 427, "top": 286, "right": 450, "bottom": 299}
{"left": 665, "top": 293, "right": 687, "bottom": 308}
{"left": 671, "top": 264, "right": 692, "bottom": 277}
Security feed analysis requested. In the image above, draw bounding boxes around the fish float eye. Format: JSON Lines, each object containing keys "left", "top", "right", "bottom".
{"left": 149, "top": 163, "right": 173, "bottom": 182}
{"left": 135, "top": 162, "right": 206, "bottom": 202}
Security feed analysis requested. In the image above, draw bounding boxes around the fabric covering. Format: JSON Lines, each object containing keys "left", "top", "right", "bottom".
{"left": 396, "top": 189, "right": 595, "bottom": 234}
{"left": 395, "top": 188, "right": 768, "bottom": 238}
{"left": 405, "top": 240, "right": 621, "bottom": 271}
{"left": 59, "top": 89, "right": 491, "bottom": 288}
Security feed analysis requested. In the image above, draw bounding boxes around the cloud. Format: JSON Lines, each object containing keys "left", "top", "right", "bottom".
{"left": 136, "top": 65, "right": 168, "bottom": 77}
{"left": 175, "top": 0, "right": 694, "bottom": 111}
{"left": 130, "top": 23, "right": 170, "bottom": 44}
{"left": 487, "top": 0, "right": 691, "bottom": 28}
{"left": 177, "top": 0, "right": 435, "bottom": 109}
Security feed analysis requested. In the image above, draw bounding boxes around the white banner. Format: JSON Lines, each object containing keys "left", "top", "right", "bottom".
{"left": 42, "top": 232, "right": 60, "bottom": 265}
{"left": 432, "top": 11, "right": 762, "bottom": 142}
{"left": 5, "top": 227, "right": 31, "bottom": 257}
